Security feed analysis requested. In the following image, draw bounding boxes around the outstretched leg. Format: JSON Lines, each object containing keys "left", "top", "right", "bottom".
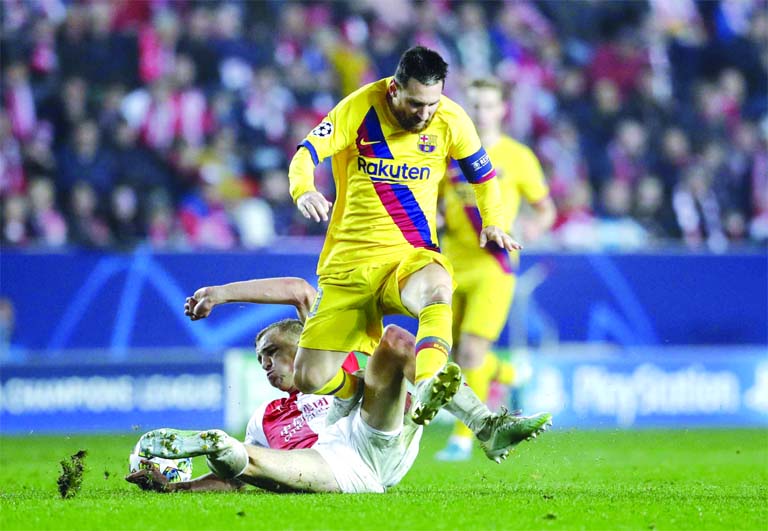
{"left": 238, "top": 446, "right": 340, "bottom": 493}
{"left": 138, "top": 428, "right": 340, "bottom": 493}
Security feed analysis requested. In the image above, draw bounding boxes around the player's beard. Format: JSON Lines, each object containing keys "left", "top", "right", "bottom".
{"left": 392, "top": 107, "right": 432, "bottom": 133}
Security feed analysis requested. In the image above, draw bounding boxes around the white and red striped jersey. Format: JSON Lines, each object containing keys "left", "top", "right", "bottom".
{"left": 244, "top": 392, "right": 331, "bottom": 450}
{"left": 244, "top": 352, "right": 360, "bottom": 450}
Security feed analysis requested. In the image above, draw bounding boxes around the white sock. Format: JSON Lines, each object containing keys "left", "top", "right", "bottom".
{"left": 444, "top": 380, "right": 493, "bottom": 441}
{"left": 206, "top": 437, "right": 248, "bottom": 479}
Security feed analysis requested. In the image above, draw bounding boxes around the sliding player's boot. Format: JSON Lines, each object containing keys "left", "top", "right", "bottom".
{"left": 139, "top": 428, "right": 233, "bottom": 459}
{"left": 411, "top": 362, "right": 462, "bottom": 426}
{"left": 139, "top": 428, "right": 248, "bottom": 479}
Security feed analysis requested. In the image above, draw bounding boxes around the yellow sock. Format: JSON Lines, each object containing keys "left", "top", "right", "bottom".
{"left": 495, "top": 359, "right": 517, "bottom": 386}
{"left": 413, "top": 303, "right": 452, "bottom": 383}
{"left": 451, "top": 353, "right": 497, "bottom": 439}
{"left": 314, "top": 368, "right": 358, "bottom": 399}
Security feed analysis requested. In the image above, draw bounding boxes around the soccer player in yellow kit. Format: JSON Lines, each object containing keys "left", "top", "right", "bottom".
{"left": 437, "top": 78, "right": 556, "bottom": 459}
{"left": 288, "top": 47, "right": 520, "bottom": 425}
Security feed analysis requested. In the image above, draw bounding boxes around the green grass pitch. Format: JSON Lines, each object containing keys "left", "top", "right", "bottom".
{"left": 1, "top": 427, "right": 766, "bottom": 530}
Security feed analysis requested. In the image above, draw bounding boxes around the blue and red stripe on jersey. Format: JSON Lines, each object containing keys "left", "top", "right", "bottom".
{"left": 373, "top": 182, "right": 438, "bottom": 251}
{"left": 356, "top": 106, "right": 394, "bottom": 159}
{"left": 457, "top": 147, "right": 496, "bottom": 184}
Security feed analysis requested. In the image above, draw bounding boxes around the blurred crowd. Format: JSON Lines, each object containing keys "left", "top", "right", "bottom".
{"left": 1, "top": 0, "right": 766, "bottom": 252}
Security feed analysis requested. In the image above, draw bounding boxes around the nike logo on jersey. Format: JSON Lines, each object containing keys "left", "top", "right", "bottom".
{"left": 359, "top": 139, "right": 381, "bottom": 146}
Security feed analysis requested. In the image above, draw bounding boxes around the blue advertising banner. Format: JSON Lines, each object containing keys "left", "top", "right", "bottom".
{"left": 521, "top": 347, "right": 768, "bottom": 428}
{"left": 0, "top": 360, "right": 224, "bottom": 434}
{"left": 1, "top": 249, "right": 766, "bottom": 354}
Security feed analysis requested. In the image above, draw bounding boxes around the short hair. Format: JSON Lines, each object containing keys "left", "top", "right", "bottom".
{"left": 468, "top": 77, "right": 507, "bottom": 98}
{"left": 394, "top": 46, "right": 448, "bottom": 87}
{"left": 254, "top": 318, "right": 303, "bottom": 350}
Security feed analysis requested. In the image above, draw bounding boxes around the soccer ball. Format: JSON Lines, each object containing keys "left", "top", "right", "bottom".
{"left": 128, "top": 442, "right": 192, "bottom": 483}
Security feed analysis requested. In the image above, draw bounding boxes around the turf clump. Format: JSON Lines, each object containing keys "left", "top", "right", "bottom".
{"left": 57, "top": 450, "right": 88, "bottom": 499}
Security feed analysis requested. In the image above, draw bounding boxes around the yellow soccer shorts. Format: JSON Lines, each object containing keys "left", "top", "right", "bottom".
{"left": 299, "top": 249, "right": 454, "bottom": 354}
{"left": 452, "top": 262, "right": 516, "bottom": 341}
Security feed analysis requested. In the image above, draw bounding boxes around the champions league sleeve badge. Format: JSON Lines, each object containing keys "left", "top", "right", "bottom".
{"left": 310, "top": 121, "right": 333, "bottom": 137}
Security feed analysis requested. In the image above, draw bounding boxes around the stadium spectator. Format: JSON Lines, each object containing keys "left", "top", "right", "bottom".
{"left": 587, "top": 27, "right": 649, "bottom": 100}
{"left": 86, "top": 2, "right": 137, "bottom": 87}
{"left": 260, "top": 167, "right": 303, "bottom": 237}
{"left": 2, "top": 194, "right": 30, "bottom": 246}
{"left": 3, "top": 62, "right": 37, "bottom": 142}
{"left": 0, "top": 111, "right": 25, "bottom": 196}
{"left": 196, "top": 127, "right": 248, "bottom": 201}
{"left": 654, "top": 127, "right": 694, "bottom": 198}
{"left": 633, "top": 175, "right": 680, "bottom": 241}
{"left": 21, "top": 123, "right": 56, "bottom": 179}
{"left": 606, "top": 119, "right": 650, "bottom": 186}
{"left": 56, "top": 4, "right": 91, "bottom": 81}
{"left": 57, "top": 120, "right": 116, "bottom": 200}
{"left": 27, "top": 176, "right": 67, "bottom": 247}
{"left": 369, "top": 23, "right": 406, "bottom": 82}
{"left": 673, "top": 163, "right": 728, "bottom": 251}
{"left": 66, "top": 180, "right": 111, "bottom": 248}
{"left": 171, "top": 54, "right": 212, "bottom": 148}
{"left": 137, "top": 10, "right": 179, "bottom": 84}
{"left": 145, "top": 188, "right": 185, "bottom": 249}
{"left": 176, "top": 182, "right": 238, "bottom": 250}
{"left": 552, "top": 180, "right": 598, "bottom": 250}
{"left": 39, "top": 76, "right": 91, "bottom": 148}
{"left": 175, "top": 7, "right": 218, "bottom": 91}
{"left": 111, "top": 119, "right": 171, "bottom": 192}
{"left": 596, "top": 179, "right": 649, "bottom": 250}
{"left": 536, "top": 117, "right": 588, "bottom": 204}
{"left": 109, "top": 184, "right": 144, "bottom": 249}
{"left": 454, "top": 3, "right": 496, "bottom": 78}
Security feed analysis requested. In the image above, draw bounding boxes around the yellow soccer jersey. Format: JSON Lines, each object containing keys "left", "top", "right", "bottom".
{"left": 442, "top": 135, "right": 549, "bottom": 273}
{"left": 294, "top": 77, "right": 503, "bottom": 275}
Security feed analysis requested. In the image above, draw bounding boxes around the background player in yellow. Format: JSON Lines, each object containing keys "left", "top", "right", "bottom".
{"left": 437, "top": 78, "right": 556, "bottom": 460}
{"left": 287, "top": 47, "right": 521, "bottom": 426}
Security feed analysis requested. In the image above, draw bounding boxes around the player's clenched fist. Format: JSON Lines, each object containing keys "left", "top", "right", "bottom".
{"left": 184, "top": 286, "right": 219, "bottom": 320}
{"left": 479, "top": 226, "right": 523, "bottom": 251}
{"left": 297, "top": 191, "right": 333, "bottom": 222}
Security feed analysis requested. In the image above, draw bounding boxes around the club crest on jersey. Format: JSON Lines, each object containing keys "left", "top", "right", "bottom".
{"left": 417, "top": 134, "right": 437, "bottom": 153}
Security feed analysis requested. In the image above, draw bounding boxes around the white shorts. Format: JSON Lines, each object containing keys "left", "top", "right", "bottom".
{"left": 313, "top": 406, "right": 423, "bottom": 493}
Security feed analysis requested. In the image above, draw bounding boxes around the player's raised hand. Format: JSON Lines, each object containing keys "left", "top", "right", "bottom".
{"left": 297, "top": 191, "right": 333, "bottom": 222}
{"left": 125, "top": 461, "right": 171, "bottom": 492}
{"left": 479, "top": 226, "right": 523, "bottom": 251}
{"left": 184, "top": 286, "right": 219, "bottom": 320}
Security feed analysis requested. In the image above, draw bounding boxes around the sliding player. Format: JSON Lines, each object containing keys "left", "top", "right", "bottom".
{"left": 127, "top": 279, "right": 551, "bottom": 493}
